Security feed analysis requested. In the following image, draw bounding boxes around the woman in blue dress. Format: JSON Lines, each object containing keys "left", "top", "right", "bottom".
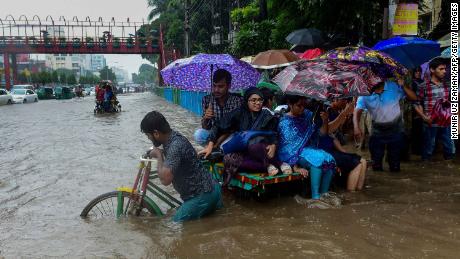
{"left": 278, "top": 95, "right": 336, "bottom": 200}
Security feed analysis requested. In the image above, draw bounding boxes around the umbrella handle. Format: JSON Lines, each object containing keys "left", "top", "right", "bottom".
{"left": 210, "top": 64, "right": 214, "bottom": 91}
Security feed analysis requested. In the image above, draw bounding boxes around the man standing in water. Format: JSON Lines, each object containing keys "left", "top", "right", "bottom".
{"left": 414, "top": 58, "right": 455, "bottom": 161}
{"left": 353, "top": 80, "right": 417, "bottom": 172}
{"left": 194, "top": 69, "right": 242, "bottom": 146}
{"left": 141, "top": 111, "right": 223, "bottom": 221}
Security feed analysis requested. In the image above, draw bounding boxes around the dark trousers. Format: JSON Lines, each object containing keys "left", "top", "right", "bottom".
{"left": 422, "top": 125, "right": 456, "bottom": 160}
{"left": 369, "top": 132, "right": 403, "bottom": 172}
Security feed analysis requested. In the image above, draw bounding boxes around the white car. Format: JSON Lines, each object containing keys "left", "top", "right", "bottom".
{"left": 0, "top": 89, "right": 13, "bottom": 105}
{"left": 11, "top": 89, "right": 38, "bottom": 103}
{"left": 12, "top": 84, "right": 34, "bottom": 90}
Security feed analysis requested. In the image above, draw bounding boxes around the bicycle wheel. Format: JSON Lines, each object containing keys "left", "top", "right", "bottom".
{"left": 80, "top": 191, "right": 160, "bottom": 219}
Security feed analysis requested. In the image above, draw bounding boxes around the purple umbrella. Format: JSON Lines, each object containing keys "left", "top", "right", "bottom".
{"left": 160, "top": 54, "right": 261, "bottom": 91}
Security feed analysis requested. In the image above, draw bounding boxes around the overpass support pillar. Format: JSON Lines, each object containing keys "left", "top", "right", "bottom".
{"left": 11, "top": 54, "right": 18, "bottom": 85}
{"left": 3, "top": 53, "right": 11, "bottom": 91}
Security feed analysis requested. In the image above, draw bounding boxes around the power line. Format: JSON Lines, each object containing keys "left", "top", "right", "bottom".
{"left": 189, "top": 0, "right": 209, "bottom": 15}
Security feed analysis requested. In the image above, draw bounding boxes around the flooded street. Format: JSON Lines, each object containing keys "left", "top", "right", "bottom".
{"left": 1, "top": 93, "right": 460, "bottom": 258}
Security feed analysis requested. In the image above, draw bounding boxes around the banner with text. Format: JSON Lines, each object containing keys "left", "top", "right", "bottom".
{"left": 393, "top": 3, "right": 418, "bottom": 36}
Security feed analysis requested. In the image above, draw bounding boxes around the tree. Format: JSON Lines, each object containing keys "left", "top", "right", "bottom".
{"left": 58, "top": 73, "right": 66, "bottom": 84}
{"left": 18, "top": 69, "right": 31, "bottom": 83}
{"left": 51, "top": 71, "right": 59, "bottom": 83}
{"left": 31, "top": 73, "right": 39, "bottom": 84}
{"left": 132, "top": 73, "right": 139, "bottom": 84}
{"left": 231, "top": 20, "right": 274, "bottom": 57}
{"left": 67, "top": 74, "right": 77, "bottom": 85}
{"left": 99, "top": 66, "right": 117, "bottom": 82}
{"left": 132, "top": 64, "right": 157, "bottom": 84}
{"left": 147, "top": 0, "right": 169, "bottom": 21}
{"left": 38, "top": 71, "right": 51, "bottom": 85}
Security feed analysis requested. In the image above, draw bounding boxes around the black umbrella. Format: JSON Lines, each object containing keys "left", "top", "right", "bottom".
{"left": 286, "top": 28, "right": 325, "bottom": 47}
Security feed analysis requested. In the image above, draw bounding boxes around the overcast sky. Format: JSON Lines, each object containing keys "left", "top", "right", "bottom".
{"left": 1, "top": 0, "right": 155, "bottom": 75}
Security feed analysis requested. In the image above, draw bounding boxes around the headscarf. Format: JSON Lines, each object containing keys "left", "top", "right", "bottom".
{"left": 243, "top": 87, "right": 264, "bottom": 111}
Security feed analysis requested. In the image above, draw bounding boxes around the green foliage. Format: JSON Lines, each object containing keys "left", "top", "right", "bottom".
{"left": 18, "top": 71, "right": 30, "bottom": 83}
{"left": 67, "top": 74, "right": 77, "bottom": 85}
{"left": 38, "top": 71, "right": 51, "bottom": 85}
{"left": 79, "top": 74, "right": 100, "bottom": 84}
{"left": 289, "top": 0, "right": 386, "bottom": 46}
{"left": 55, "top": 69, "right": 76, "bottom": 84}
{"left": 231, "top": 2, "right": 259, "bottom": 24}
{"left": 51, "top": 71, "right": 59, "bottom": 83}
{"left": 99, "top": 66, "right": 117, "bottom": 82}
{"left": 145, "top": 0, "right": 231, "bottom": 57}
{"left": 132, "top": 64, "right": 157, "bottom": 84}
{"left": 144, "top": 0, "right": 388, "bottom": 60}
{"left": 31, "top": 73, "right": 38, "bottom": 84}
{"left": 231, "top": 20, "right": 275, "bottom": 57}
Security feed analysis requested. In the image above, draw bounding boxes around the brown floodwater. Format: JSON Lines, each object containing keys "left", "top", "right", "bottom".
{"left": 0, "top": 93, "right": 459, "bottom": 258}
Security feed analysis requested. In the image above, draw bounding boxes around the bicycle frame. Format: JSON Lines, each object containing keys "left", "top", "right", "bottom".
{"left": 115, "top": 156, "right": 182, "bottom": 218}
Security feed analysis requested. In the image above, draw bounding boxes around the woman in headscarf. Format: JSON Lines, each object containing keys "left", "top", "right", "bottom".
{"left": 278, "top": 95, "right": 336, "bottom": 201}
{"left": 199, "top": 87, "right": 291, "bottom": 184}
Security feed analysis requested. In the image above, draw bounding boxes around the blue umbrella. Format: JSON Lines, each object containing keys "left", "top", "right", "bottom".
{"left": 373, "top": 36, "right": 440, "bottom": 69}
{"left": 441, "top": 47, "right": 451, "bottom": 58}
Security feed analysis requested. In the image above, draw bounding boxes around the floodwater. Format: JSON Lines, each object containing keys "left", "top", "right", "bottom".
{"left": 0, "top": 93, "right": 459, "bottom": 258}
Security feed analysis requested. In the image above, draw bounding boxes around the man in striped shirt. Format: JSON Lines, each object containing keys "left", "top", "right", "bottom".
{"left": 414, "top": 57, "right": 455, "bottom": 161}
{"left": 194, "top": 69, "right": 242, "bottom": 146}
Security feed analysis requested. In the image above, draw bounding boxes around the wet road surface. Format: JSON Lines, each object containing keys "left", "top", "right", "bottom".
{"left": 0, "top": 93, "right": 459, "bottom": 258}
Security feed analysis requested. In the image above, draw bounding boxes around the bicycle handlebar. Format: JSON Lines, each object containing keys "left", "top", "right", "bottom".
{"left": 139, "top": 156, "right": 156, "bottom": 162}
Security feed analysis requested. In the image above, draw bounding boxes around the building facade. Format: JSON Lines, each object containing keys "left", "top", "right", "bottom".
{"left": 90, "top": 55, "right": 107, "bottom": 72}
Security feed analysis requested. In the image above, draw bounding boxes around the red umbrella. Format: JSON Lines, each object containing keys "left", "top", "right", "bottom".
{"left": 300, "top": 48, "right": 324, "bottom": 60}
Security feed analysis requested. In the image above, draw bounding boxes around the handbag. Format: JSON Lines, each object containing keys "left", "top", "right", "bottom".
{"left": 220, "top": 130, "right": 276, "bottom": 154}
{"left": 220, "top": 111, "right": 275, "bottom": 154}
{"left": 425, "top": 80, "right": 451, "bottom": 127}
{"left": 431, "top": 98, "right": 451, "bottom": 127}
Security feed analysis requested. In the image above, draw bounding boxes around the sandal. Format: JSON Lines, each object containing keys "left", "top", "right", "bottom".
{"left": 280, "top": 162, "right": 292, "bottom": 174}
{"left": 267, "top": 164, "right": 279, "bottom": 176}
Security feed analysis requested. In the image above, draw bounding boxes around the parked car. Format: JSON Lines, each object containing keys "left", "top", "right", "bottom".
{"left": 37, "top": 87, "right": 55, "bottom": 100}
{"left": 54, "top": 86, "right": 73, "bottom": 99}
{"left": 90, "top": 87, "right": 96, "bottom": 96}
{"left": 12, "top": 84, "right": 34, "bottom": 90}
{"left": 0, "top": 89, "right": 13, "bottom": 105}
{"left": 11, "top": 89, "right": 38, "bottom": 103}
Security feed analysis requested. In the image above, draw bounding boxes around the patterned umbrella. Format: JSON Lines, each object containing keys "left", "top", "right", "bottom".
{"left": 373, "top": 36, "right": 440, "bottom": 69}
{"left": 273, "top": 59, "right": 383, "bottom": 101}
{"left": 321, "top": 46, "right": 408, "bottom": 79}
{"left": 161, "top": 54, "right": 260, "bottom": 91}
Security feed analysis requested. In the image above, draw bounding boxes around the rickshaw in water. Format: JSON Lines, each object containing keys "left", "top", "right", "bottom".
{"left": 94, "top": 80, "right": 121, "bottom": 114}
